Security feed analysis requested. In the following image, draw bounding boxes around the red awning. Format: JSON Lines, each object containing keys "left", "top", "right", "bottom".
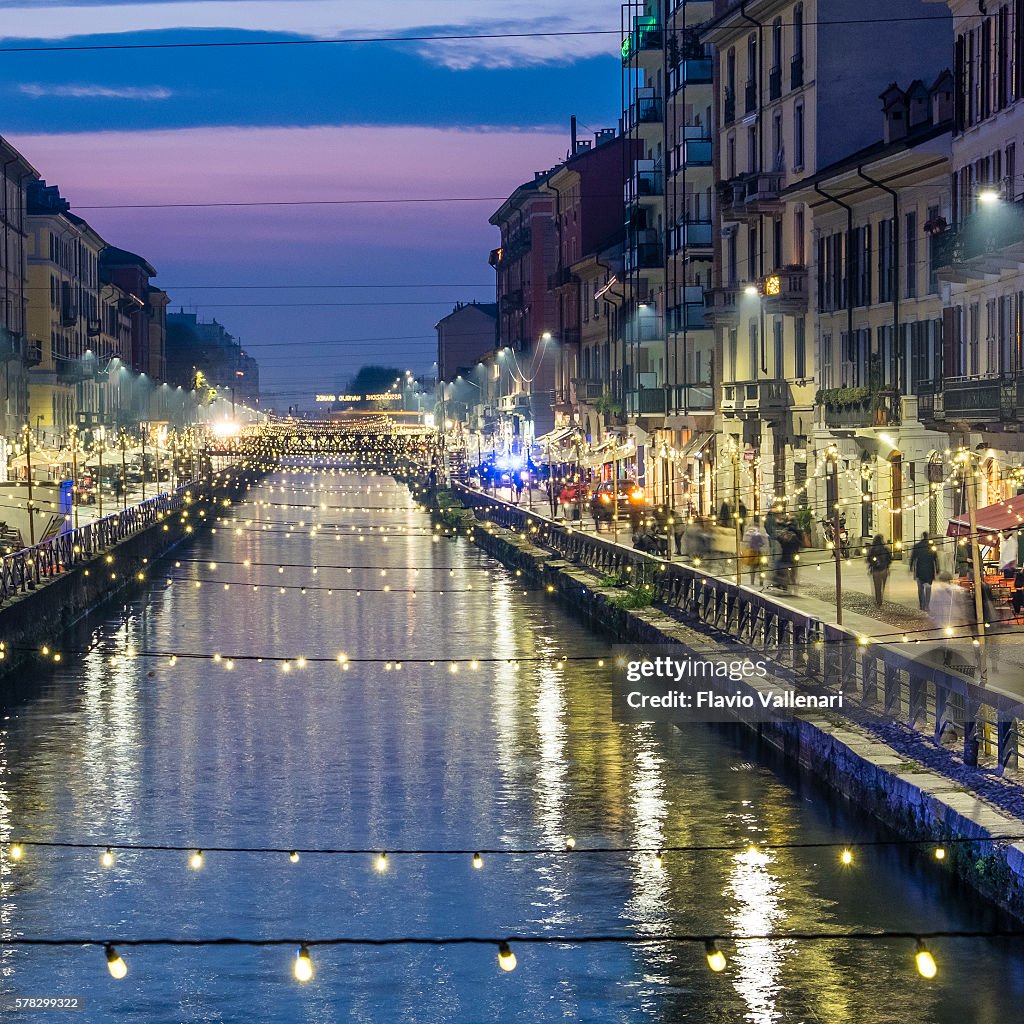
{"left": 946, "top": 492, "right": 1024, "bottom": 537}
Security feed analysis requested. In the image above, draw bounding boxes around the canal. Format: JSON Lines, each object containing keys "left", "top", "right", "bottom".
{"left": 1, "top": 467, "right": 1023, "bottom": 1023}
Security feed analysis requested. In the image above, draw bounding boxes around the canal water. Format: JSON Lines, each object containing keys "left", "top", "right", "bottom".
{"left": 1, "top": 468, "right": 1023, "bottom": 1024}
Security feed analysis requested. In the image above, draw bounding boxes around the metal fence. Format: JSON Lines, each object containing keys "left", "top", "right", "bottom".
{"left": 0, "top": 472, "right": 249, "bottom": 607}
{"left": 454, "top": 483, "right": 1023, "bottom": 772}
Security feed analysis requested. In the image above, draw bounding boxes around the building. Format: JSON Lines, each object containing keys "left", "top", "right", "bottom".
{"left": 926, "top": 0, "right": 1024, "bottom": 514}
{"left": 99, "top": 246, "right": 168, "bottom": 382}
{"left": 621, "top": 1, "right": 717, "bottom": 511}
{"left": 435, "top": 301, "right": 497, "bottom": 384}
{"left": 701, "top": 0, "right": 953, "bottom": 519}
{"left": 25, "top": 182, "right": 104, "bottom": 441}
{"left": 787, "top": 76, "right": 956, "bottom": 547}
{"left": 489, "top": 173, "right": 558, "bottom": 446}
{"left": 166, "top": 311, "right": 260, "bottom": 413}
{"left": 539, "top": 123, "right": 635, "bottom": 458}
{"left": 0, "top": 137, "right": 39, "bottom": 441}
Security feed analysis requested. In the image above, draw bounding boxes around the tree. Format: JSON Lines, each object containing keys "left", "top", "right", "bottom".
{"left": 350, "top": 365, "right": 403, "bottom": 397}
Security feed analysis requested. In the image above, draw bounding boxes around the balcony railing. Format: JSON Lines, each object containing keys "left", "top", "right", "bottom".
{"left": 499, "top": 289, "right": 524, "bottom": 314}
{"left": 769, "top": 65, "right": 782, "bottom": 100}
{"left": 703, "top": 285, "right": 741, "bottom": 325}
{"left": 632, "top": 95, "right": 664, "bottom": 124}
{"left": 821, "top": 391, "right": 901, "bottom": 429}
{"left": 791, "top": 54, "right": 804, "bottom": 89}
{"left": 722, "top": 379, "right": 789, "bottom": 415}
{"left": 667, "top": 301, "right": 706, "bottom": 331}
{"left": 675, "top": 383, "right": 714, "bottom": 411}
{"left": 626, "top": 387, "right": 668, "bottom": 416}
{"left": 574, "top": 380, "right": 605, "bottom": 402}
{"left": 761, "top": 265, "right": 808, "bottom": 313}
{"left": 919, "top": 374, "right": 1024, "bottom": 424}
{"left": 629, "top": 168, "right": 664, "bottom": 198}
{"left": 626, "top": 241, "right": 664, "bottom": 270}
{"left": 24, "top": 340, "right": 42, "bottom": 367}
{"left": 622, "top": 17, "right": 662, "bottom": 62}
{"left": 745, "top": 79, "right": 757, "bottom": 113}
{"left": 932, "top": 200, "right": 1024, "bottom": 278}
{"left": 668, "top": 221, "right": 713, "bottom": 254}
{"left": 719, "top": 171, "right": 785, "bottom": 220}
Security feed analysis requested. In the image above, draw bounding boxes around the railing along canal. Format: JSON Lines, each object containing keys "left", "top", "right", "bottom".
{"left": 453, "top": 483, "right": 1023, "bottom": 773}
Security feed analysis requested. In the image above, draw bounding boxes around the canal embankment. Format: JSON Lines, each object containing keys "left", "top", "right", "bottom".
{"left": 414, "top": 479, "right": 1024, "bottom": 922}
{"left": 0, "top": 461, "right": 269, "bottom": 678}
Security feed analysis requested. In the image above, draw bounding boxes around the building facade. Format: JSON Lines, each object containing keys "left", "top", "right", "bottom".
{"left": 702, "top": 0, "right": 953, "bottom": 519}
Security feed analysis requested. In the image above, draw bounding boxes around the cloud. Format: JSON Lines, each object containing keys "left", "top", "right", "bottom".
{"left": 18, "top": 83, "right": 173, "bottom": 99}
{"left": 0, "top": 1, "right": 621, "bottom": 66}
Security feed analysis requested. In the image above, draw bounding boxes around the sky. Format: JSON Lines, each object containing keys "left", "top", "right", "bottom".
{"left": 0, "top": 1, "right": 624, "bottom": 410}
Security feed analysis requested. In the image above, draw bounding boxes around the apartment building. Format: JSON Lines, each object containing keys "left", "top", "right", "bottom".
{"left": 701, "top": 0, "right": 952, "bottom": 515}
{"left": 925, "top": 0, "right": 1024, "bottom": 509}
{"left": 788, "top": 78, "right": 955, "bottom": 546}
{"left": 621, "top": 0, "right": 716, "bottom": 503}
{"left": 25, "top": 182, "right": 104, "bottom": 440}
{"left": 488, "top": 175, "right": 558, "bottom": 445}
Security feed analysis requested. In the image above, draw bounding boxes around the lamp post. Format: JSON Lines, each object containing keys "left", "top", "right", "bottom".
{"left": 69, "top": 424, "right": 79, "bottom": 531}
{"left": 825, "top": 446, "right": 844, "bottom": 625}
{"left": 119, "top": 429, "right": 128, "bottom": 511}
{"left": 22, "top": 425, "right": 35, "bottom": 546}
{"left": 96, "top": 431, "right": 105, "bottom": 519}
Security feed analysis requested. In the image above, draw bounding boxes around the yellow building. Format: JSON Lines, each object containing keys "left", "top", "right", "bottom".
{"left": 26, "top": 181, "right": 103, "bottom": 442}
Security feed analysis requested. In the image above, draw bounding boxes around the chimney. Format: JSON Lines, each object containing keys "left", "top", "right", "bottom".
{"left": 930, "top": 69, "right": 954, "bottom": 125}
{"left": 570, "top": 115, "right": 577, "bottom": 154}
{"left": 906, "top": 80, "right": 930, "bottom": 130}
{"left": 879, "top": 83, "right": 908, "bottom": 144}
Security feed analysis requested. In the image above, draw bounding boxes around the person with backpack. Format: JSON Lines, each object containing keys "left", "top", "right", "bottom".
{"left": 775, "top": 520, "right": 803, "bottom": 594}
{"left": 866, "top": 533, "right": 893, "bottom": 607}
{"left": 908, "top": 531, "right": 940, "bottom": 611}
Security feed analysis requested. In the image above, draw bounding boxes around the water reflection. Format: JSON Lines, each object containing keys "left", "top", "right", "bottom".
{"left": 0, "top": 469, "right": 1021, "bottom": 1023}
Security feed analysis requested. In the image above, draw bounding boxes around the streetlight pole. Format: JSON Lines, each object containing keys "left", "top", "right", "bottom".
{"left": 69, "top": 425, "right": 79, "bottom": 531}
{"left": 826, "top": 446, "right": 843, "bottom": 625}
{"left": 731, "top": 441, "right": 742, "bottom": 585}
{"left": 23, "top": 425, "right": 35, "bottom": 546}
{"left": 120, "top": 430, "right": 128, "bottom": 510}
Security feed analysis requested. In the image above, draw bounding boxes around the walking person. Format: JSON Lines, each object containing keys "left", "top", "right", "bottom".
{"left": 775, "top": 519, "right": 803, "bottom": 595}
{"left": 742, "top": 515, "right": 768, "bottom": 587}
{"left": 909, "top": 531, "right": 940, "bottom": 611}
{"left": 866, "top": 533, "right": 892, "bottom": 608}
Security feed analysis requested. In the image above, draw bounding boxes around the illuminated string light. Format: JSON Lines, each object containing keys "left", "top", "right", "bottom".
{"left": 190, "top": 849, "right": 204, "bottom": 870}
{"left": 375, "top": 852, "right": 388, "bottom": 873}
{"left": 704, "top": 941, "right": 727, "bottom": 972}
{"left": 101, "top": 847, "right": 115, "bottom": 868}
{"left": 915, "top": 939, "right": 938, "bottom": 979}
{"left": 472, "top": 852, "right": 484, "bottom": 870}
{"left": 105, "top": 945, "right": 128, "bottom": 980}
{"left": 496, "top": 941, "right": 517, "bottom": 972}
{"left": 293, "top": 944, "right": 314, "bottom": 983}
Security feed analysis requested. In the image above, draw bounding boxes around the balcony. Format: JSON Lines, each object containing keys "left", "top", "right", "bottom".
{"left": 548, "top": 266, "right": 574, "bottom": 289}
{"left": 56, "top": 359, "right": 93, "bottom": 385}
{"left": 918, "top": 375, "right": 1024, "bottom": 426}
{"left": 626, "top": 314, "right": 664, "bottom": 343}
{"left": 667, "top": 295, "right": 707, "bottom": 331}
{"left": 499, "top": 393, "right": 532, "bottom": 413}
{"left": 703, "top": 285, "right": 748, "bottom": 326}
{"left": 626, "top": 241, "right": 664, "bottom": 271}
{"left": 574, "top": 380, "right": 605, "bottom": 402}
{"left": 622, "top": 16, "right": 662, "bottom": 63}
{"left": 724, "top": 87, "right": 736, "bottom": 124}
{"left": 628, "top": 160, "right": 664, "bottom": 199}
{"left": 630, "top": 94, "right": 663, "bottom": 126}
{"left": 626, "top": 387, "right": 669, "bottom": 416}
{"left": 678, "top": 58, "right": 712, "bottom": 85}
{"left": 745, "top": 80, "right": 757, "bottom": 113}
{"left": 761, "top": 265, "right": 808, "bottom": 314}
{"left": 769, "top": 65, "right": 782, "bottom": 100}
{"left": 499, "top": 289, "right": 524, "bottom": 315}
{"left": 791, "top": 54, "right": 804, "bottom": 89}
{"left": 24, "top": 340, "right": 42, "bottom": 367}
{"left": 675, "top": 383, "right": 714, "bottom": 412}
{"left": 719, "top": 170, "right": 785, "bottom": 222}
{"left": 820, "top": 389, "right": 901, "bottom": 429}
{"left": 681, "top": 138, "right": 712, "bottom": 166}
{"left": 722, "top": 379, "right": 789, "bottom": 417}
{"left": 932, "top": 202, "right": 1024, "bottom": 282}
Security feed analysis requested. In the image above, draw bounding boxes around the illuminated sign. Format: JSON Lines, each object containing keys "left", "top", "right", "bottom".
{"left": 315, "top": 393, "right": 402, "bottom": 403}
{"left": 764, "top": 275, "right": 781, "bottom": 296}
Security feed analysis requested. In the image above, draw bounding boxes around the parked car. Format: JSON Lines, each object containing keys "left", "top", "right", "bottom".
{"left": 590, "top": 480, "right": 646, "bottom": 525}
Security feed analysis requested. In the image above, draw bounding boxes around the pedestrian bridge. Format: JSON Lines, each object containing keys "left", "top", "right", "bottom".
{"left": 221, "top": 421, "right": 436, "bottom": 464}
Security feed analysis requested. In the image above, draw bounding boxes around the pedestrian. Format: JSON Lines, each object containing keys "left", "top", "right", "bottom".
{"left": 719, "top": 500, "right": 732, "bottom": 528}
{"left": 742, "top": 515, "right": 768, "bottom": 586}
{"left": 669, "top": 508, "right": 687, "bottom": 555}
{"left": 738, "top": 498, "right": 748, "bottom": 525}
{"left": 765, "top": 507, "right": 780, "bottom": 557}
{"left": 775, "top": 520, "right": 802, "bottom": 594}
{"left": 866, "top": 533, "right": 892, "bottom": 607}
{"left": 909, "top": 531, "right": 940, "bottom": 611}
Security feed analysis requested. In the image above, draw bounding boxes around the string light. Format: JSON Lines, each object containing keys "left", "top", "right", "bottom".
{"left": 496, "top": 941, "right": 517, "bottom": 972}
{"left": 10, "top": 843, "right": 23, "bottom": 861}
{"left": 915, "top": 939, "right": 938, "bottom": 979}
{"left": 105, "top": 945, "right": 128, "bottom": 980}
{"left": 191, "top": 849, "right": 204, "bottom": 870}
{"left": 375, "top": 852, "right": 388, "bottom": 873}
{"left": 101, "top": 847, "right": 115, "bottom": 868}
{"left": 289, "top": 851, "right": 300, "bottom": 864}
{"left": 293, "top": 944, "right": 314, "bottom": 982}
{"left": 472, "top": 852, "right": 484, "bottom": 870}
{"left": 840, "top": 848, "right": 853, "bottom": 866}
{"left": 704, "top": 941, "right": 727, "bottom": 972}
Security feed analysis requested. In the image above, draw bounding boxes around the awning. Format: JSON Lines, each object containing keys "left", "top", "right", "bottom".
{"left": 946, "top": 493, "right": 1024, "bottom": 537}
{"left": 678, "top": 430, "right": 714, "bottom": 461}
{"left": 533, "top": 426, "right": 577, "bottom": 450}
{"left": 583, "top": 436, "right": 634, "bottom": 468}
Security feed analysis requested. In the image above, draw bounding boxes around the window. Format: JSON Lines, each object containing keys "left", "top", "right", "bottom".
{"left": 726, "top": 47, "right": 736, "bottom": 97}
{"left": 795, "top": 317, "right": 806, "bottom": 378}
{"left": 773, "top": 317, "right": 784, "bottom": 377}
{"left": 877, "top": 217, "right": 894, "bottom": 304}
{"left": 820, "top": 331, "right": 833, "bottom": 388}
{"left": 727, "top": 328, "right": 738, "bottom": 381}
{"left": 728, "top": 232, "right": 738, "bottom": 286}
{"left": 793, "top": 102, "right": 805, "bottom": 169}
{"left": 772, "top": 17, "right": 782, "bottom": 69}
{"left": 748, "top": 318, "right": 759, "bottom": 377}
{"left": 772, "top": 217, "right": 783, "bottom": 270}
{"left": 771, "top": 110, "right": 782, "bottom": 169}
{"left": 1007, "top": 142, "right": 1016, "bottom": 200}
{"left": 969, "top": 301, "right": 980, "bottom": 375}
{"left": 793, "top": 4, "right": 803, "bottom": 58}
{"left": 747, "top": 224, "right": 759, "bottom": 280}
{"left": 905, "top": 211, "right": 917, "bottom": 298}
{"left": 727, "top": 132, "right": 736, "bottom": 178}
{"left": 747, "top": 125, "right": 758, "bottom": 172}
{"left": 794, "top": 205, "right": 805, "bottom": 265}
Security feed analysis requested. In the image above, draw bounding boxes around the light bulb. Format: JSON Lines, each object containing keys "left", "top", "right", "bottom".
{"left": 102, "top": 848, "right": 115, "bottom": 868}
{"left": 10, "top": 843, "right": 23, "bottom": 861}
{"left": 565, "top": 837, "right": 576, "bottom": 850}
{"left": 289, "top": 851, "right": 300, "bottom": 864}
{"left": 915, "top": 939, "right": 938, "bottom": 979}
{"left": 653, "top": 849, "right": 664, "bottom": 867}
{"left": 294, "top": 944, "right": 314, "bottom": 982}
{"left": 105, "top": 945, "right": 128, "bottom": 980}
{"left": 934, "top": 847, "right": 946, "bottom": 861}
{"left": 190, "top": 849, "right": 204, "bottom": 870}
{"left": 497, "top": 942, "right": 517, "bottom": 972}
{"left": 375, "top": 852, "right": 388, "bottom": 873}
{"left": 840, "top": 848, "right": 853, "bottom": 866}
{"left": 705, "top": 941, "right": 727, "bottom": 973}
{"left": 472, "top": 852, "right": 484, "bottom": 870}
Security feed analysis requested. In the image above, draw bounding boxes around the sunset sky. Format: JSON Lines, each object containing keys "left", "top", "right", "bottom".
{"left": 0, "top": 0, "right": 623, "bottom": 408}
